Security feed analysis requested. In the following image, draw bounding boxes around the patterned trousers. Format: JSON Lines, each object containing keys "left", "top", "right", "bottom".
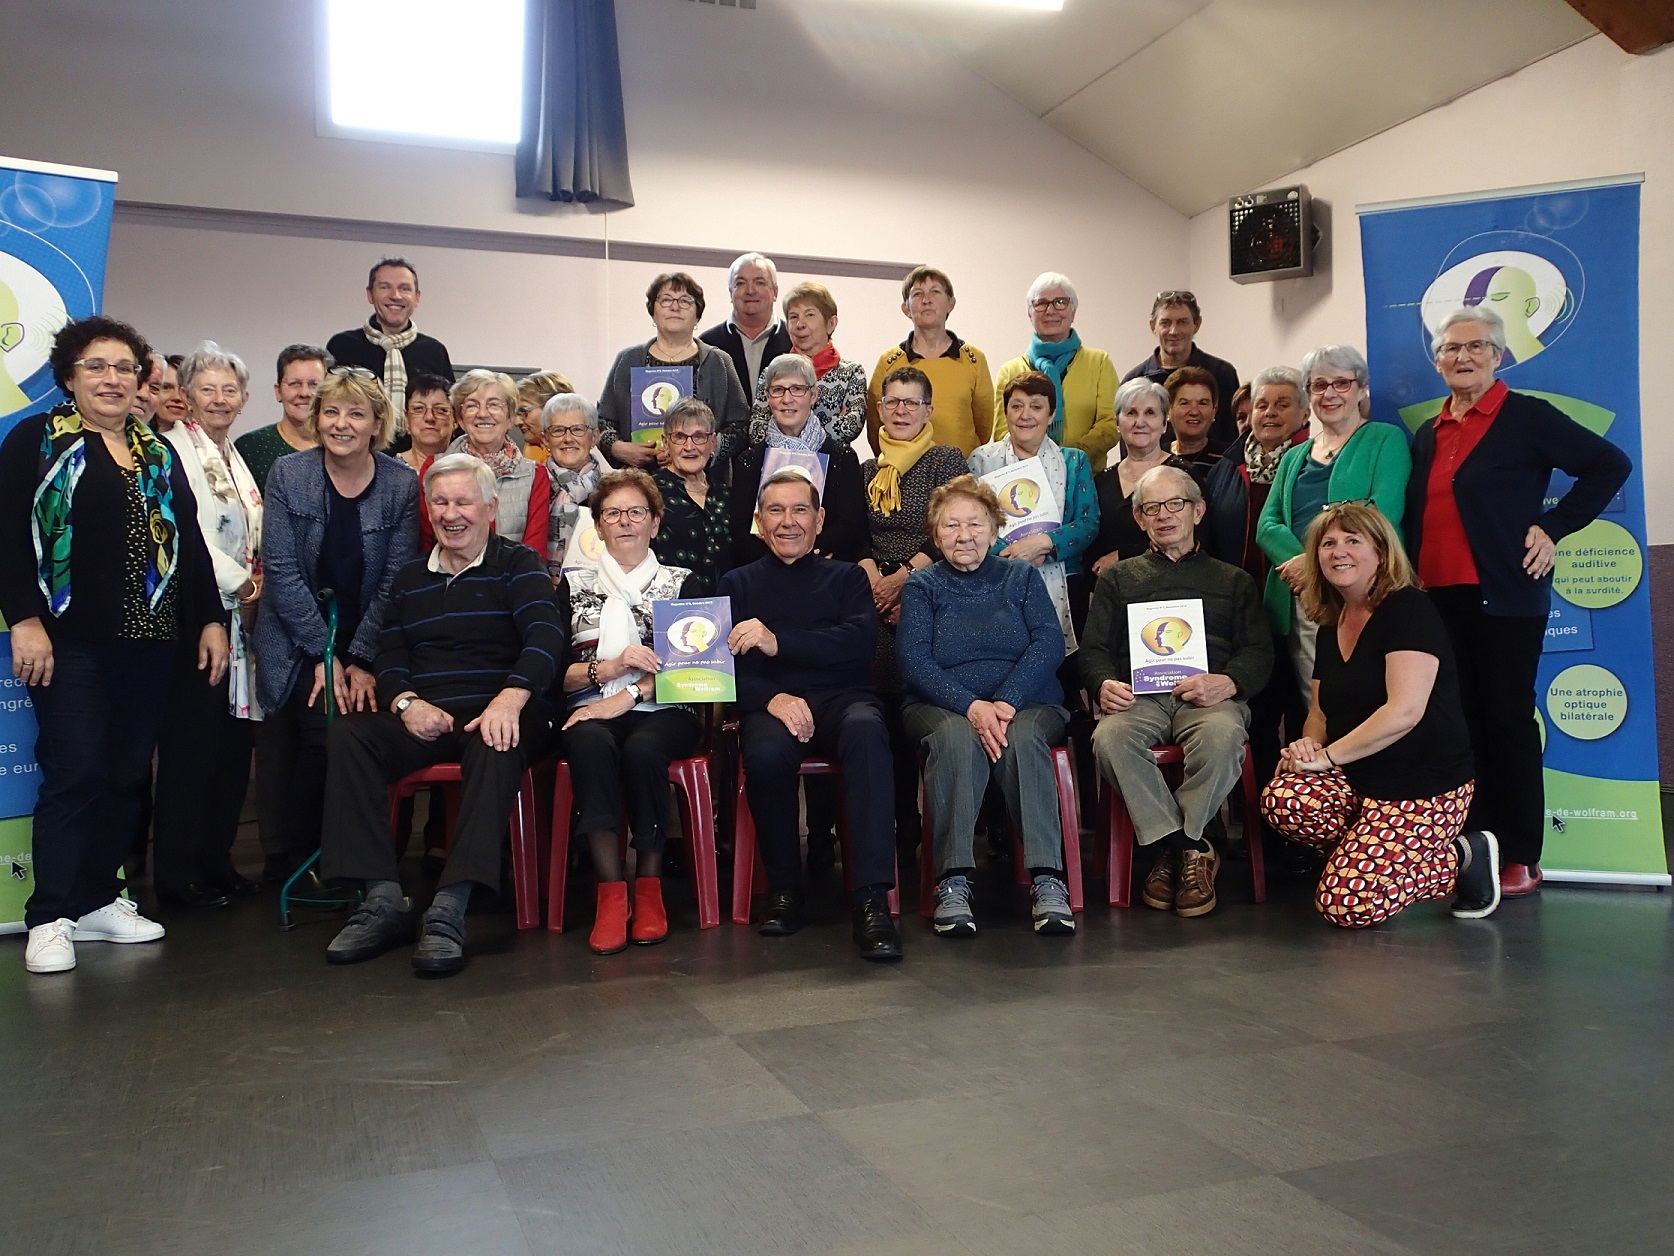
{"left": 1260, "top": 768, "right": 1475, "bottom": 929}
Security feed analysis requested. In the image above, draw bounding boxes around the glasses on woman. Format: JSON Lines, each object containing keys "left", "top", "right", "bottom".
{"left": 1306, "top": 376, "right": 1359, "bottom": 396}
{"left": 461, "top": 398, "right": 508, "bottom": 415}
{"left": 1029, "top": 297, "right": 1072, "bottom": 312}
{"left": 766, "top": 384, "right": 812, "bottom": 399}
{"left": 665, "top": 429, "right": 713, "bottom": 446}
{"left": 543, "top": 423, "right": 590, "bottom": 439}
{"left": 1137, "top": 496, "right": 1191, "bottom": 517}
{"left": 74, "top": 357, "right": 141, "bottom": 378}
{"left": 599, "top": 505, "right": 651, "bottom": 524}
{"left": 880, "top": 397, "right": 927, "bottom": 413}
{"left": 655, "top": 295, "right": 696, "bottom": 311}
{"left": 1435, "top": 339, "right": 1497, "bottom": 360}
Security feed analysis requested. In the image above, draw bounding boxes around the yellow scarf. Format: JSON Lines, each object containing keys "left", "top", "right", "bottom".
{"left": 867, "top": 424, "right": 936, "bottom": 517}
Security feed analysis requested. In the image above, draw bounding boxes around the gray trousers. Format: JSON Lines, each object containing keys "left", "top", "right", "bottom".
{"left": 905, "top": 701, "right": 1069, "bottom": 876}
{"left": 1091, "top": 695, "right": 1249, "bottom": 845}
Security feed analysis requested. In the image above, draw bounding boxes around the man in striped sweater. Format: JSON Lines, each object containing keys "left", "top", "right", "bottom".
{"left": 321, "top": 453, "right": 565, "bottom": 974}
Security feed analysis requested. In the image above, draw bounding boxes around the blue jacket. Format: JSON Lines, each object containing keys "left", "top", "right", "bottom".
{"left": 254, "top": 450, "right": 419, "bottom": 712}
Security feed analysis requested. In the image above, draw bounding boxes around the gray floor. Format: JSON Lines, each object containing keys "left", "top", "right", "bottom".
{"left": 7, "top": 809, "right": 1674, "bottom": 1256}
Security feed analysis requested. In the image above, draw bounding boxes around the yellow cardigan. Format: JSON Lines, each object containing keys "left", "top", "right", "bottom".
{"left": 865, "top": 338, "right": 995, "bottom": 456}
{"left": 993, "top": 347, "right": 1118, "bottom": 469}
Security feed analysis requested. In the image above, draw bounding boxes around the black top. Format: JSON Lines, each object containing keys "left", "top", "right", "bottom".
{"left": 319, "top": 473, "right": 372, "bottom": 659}
{"left": 324, "top": 326, "right": 455, "bottom": 386}
{"left": 652, "top": 469, "right": 732, "bottom": 596}
{"left": 1315, "top": 587, "right": 1473, "bottom": 801}
{"left": 729, "top": 439, "right": 871, "bottom": 567}
{"left": 0, "top": 410, "right": 221, "bottom": 643}
{"left": 699, "top": 320, "right": 793, "bottom": 402}
{"left": 1121, "top": 345, "right": 1242, "bottom": 445}
{"left": 1086, "top": 455, "right": 1192, "bottom": 569}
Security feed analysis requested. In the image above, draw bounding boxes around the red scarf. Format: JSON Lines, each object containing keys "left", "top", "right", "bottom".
{"left": 808, "top": 342, "right": 841, "bottom": 379}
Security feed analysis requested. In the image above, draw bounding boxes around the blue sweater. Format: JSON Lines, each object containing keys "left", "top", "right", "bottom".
{"left": 896, "top": 557, "right": 1064, "bottom": 712}
{"left": 716, "top": 552, "right": 878, "bottom": 712}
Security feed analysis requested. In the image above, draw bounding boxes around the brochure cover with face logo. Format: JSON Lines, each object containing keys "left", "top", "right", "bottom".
{"left": 560, "top": 506, "right": 602, "bottom": 576}
{"left": 629, "top": 365, "right": 691, "bottom": 444}
{"left": 977, "top": 455, "right": 1061, "bottom": 541}
{"left": 1126, "top": 597, "right": 1208, "bottom": 694}
{"left": 653, "top": 596, "right": 736, "bottom": 703}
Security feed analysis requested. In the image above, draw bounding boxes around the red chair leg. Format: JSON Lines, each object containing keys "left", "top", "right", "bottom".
{"left": 1105, "top": 783, "right": 1135, "bottom": 908}
{"left": 670, "top": 758, "right": 721, "bottom": 930}
{"left": 509, "top": 771, "right": 540, "bottom": 930}
{"left": 547, "top": 762, "right": 574, "bottom": 932}
{"left": 1241, "top": 747, "right": 1267, "bottom": 904}
{"left": 1052, "top": 746, "right": 1085, "bottom": 914}
{"left": 731, "top": 767, "right": 758, "bottom": 925}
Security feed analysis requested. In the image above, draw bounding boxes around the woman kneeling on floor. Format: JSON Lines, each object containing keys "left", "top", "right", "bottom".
{"left": 1259, "top": 502, "right": 1499, "bottom": 927}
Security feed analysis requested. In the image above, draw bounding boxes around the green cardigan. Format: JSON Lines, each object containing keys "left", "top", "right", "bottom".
{"left": 1254, "top": 421, "right": 1412, "bottom": 633}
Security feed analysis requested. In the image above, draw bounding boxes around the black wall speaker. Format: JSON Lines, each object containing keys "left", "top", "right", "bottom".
{"left": 1229, "top": 185, "right": 1314, "bottom": 283}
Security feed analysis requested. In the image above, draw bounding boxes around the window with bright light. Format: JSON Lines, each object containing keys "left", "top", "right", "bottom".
{"left": 321, "top": 0, "right": 525, "bottom": 148}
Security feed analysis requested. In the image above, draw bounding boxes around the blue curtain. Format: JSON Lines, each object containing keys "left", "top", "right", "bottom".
{"left": 516, "top": 0, "right": 635, "bottom": 208}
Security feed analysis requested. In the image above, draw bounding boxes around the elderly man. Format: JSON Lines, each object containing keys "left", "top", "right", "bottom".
{"left": 326, "top": 257, "right": 454, "bottom": 421}
{"left": 320, "top": 453, "right": 565, "bottom": 974}
{"left": 866, "top": 265, "right": 994, "bottom": 456}
{"left": 1121, "top": 291, "right": 1241, "bottom": 445}
{"left": 1407, "top": 305, "right": 1630, "bottom": 898}
{"left": 235, "top": 345, "right": 333, "bottom": 492}
{"left": 717, "top": 469, "right": 903, "bottom": 961}
{"left": 700, "top": 252, "right": 792, "bottom": 402}
{"left": 1082, "top": 465, "right": 1272, "bottom": 918}
{"left": 993, "top": 272, "right": 1119, "bottom": 468}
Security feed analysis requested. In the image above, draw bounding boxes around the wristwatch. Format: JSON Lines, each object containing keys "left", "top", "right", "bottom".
{"left": 394, "top": 695, "right": 416, "bottom": 714}
{"left": 631, "top": 684, "right": 647, "bottom": 705}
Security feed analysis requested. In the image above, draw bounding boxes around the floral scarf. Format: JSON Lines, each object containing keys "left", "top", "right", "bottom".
{"left": 33, "top": 403, "right": 178, "bottom": 616}
{"left": 547, "top": 456, "right": 602, "bottom": 577}
{"left": 1245, "top": 436, "right": 1286, "bottom": 486}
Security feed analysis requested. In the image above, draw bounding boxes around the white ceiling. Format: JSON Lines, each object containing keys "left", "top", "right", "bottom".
{"left": 818, "top": 0, "right": 1598, "bottom": 215}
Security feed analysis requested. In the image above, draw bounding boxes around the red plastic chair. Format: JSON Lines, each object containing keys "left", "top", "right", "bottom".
{"left": 916, "top": 744, "right": 1085, "bottom": 918}
{"left": 546, "top": 757, "right": 720, "bottom": 933}
{"left": 732, "top": 758, "right": 901, "bottom": 924}
{"left": 387, "top": 763, "right": 543, "bottom": 930}
{"left": 1095, "top": 743, "right": 1266, "bottom": 907}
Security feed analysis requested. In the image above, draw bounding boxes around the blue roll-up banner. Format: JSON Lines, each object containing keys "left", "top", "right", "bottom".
{"left": 1359, "top": 175, "right": 1667, "bottom": 887}
{"left": 0, "top": 155, "right": 118, "bottom": 933}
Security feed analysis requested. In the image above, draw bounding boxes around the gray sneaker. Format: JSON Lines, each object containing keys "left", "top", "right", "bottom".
{"left": 325, "top": 896, "right": 414, "bottom": 965}
{"left": 411, "top": 905, "right": 467, "bottom": 975}
{"left": 932, "top": 874, "right": 976, "bottom": 937}
{"left": 1030, "top": 874, "right": 1076, "bottom": 935}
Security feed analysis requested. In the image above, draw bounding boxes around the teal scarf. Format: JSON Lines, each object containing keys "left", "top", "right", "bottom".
{"left": 1027, "top": 330, "right": 1082, "bottom": 444}
{"left": 33, "top": 402, "right": 179, "bottom": 616}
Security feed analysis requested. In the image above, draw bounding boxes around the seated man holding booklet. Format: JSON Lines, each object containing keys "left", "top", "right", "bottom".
{"left": 1081, "top": 465, "right": 1271, "bottom": 919}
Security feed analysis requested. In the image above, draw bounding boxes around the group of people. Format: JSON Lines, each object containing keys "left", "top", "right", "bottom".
{"left": 2, "top": 249, "right": 1630, "bottom": 978}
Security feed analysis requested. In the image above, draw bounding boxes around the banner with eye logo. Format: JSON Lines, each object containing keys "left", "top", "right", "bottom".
{"left": 1359, "top": 175, "right": 1666, "bottom": 887}
{"left": 1, "top": 156, "right": 118, "bottom": 931}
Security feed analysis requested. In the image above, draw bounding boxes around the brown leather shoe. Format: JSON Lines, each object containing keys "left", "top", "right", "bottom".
{"left": 1499, "top": 863, "right": 1543, "bottom": 897}
{"left": 1175, "top": 848, "right": 1221, "bottom": 918}
{"left": 1141, "top": 849, "right": 1176, "bottom": 911}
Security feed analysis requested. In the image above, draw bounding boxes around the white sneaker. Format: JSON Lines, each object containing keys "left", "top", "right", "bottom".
{"left": 25, "top": 919, "right": 78, "bottom": 972}
{"left": 73, "top": 897, "right": 166, "bottom": 943}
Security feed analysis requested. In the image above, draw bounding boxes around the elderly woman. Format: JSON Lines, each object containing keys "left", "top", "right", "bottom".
{"left": 558, "top": 470, "right": 702, "bottom": 955}
{"left": 1407, "top": 306, "right": 1630, "bottom": 898}
{"left": 730, "top": 353, "right": 870, "bottom": 566}
{"left": 1260, "top": 503, "right": 1499, "bottom": 927}
{"left": 747, "top": 282, "right": 869, "bottom": 449}
{"left": 515, "top": 369, "right": 576, "bottom": 464}
{"left": 598, "top": 272, "right": 749, "bottom": 469}
{"left": 151, "top": 341, "right": 266, "bottom": 908}
{"left": 256, "top": 367, "right": 418, "bottom": 873}
{"left": 0, "top": 316, "right": 226, "bottom": 972}
{"left": 396, "top": 371, "right": 456, "bottom": 475}
{"left": 419, "top": 370, "right": 549, "bottom": 555}
{"left": 1087, "top": 379, "right": 1192, "bottom": 578}
{"left": 651, "top": 397, "right": 731, "bottom": 595}
{"left": 1257, "top": 344, "right": 1410, "bottom": 704}
{"left": 541, "top": 392, "right": 608, "bottom": 578}
{"left": 969, "top": 371, "right": 1098, "bottom": 653}
{"left": 1230, "top": 382, "right": 1253, "bottom": 437}
{"left": 1164, "top": 365, "right": 1227, "bottom": 480}
{"left": 153, "top": 354, "right": 189, "bottom": 432}
{"left": 993, "top": 272, "right": 1118, "bottom": 469}
{"left": 898, "top": 476, "right": 1072, "bottom": 937}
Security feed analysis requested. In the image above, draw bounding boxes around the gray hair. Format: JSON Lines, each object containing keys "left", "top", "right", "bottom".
{"left": 664, "top": 396, "right": 718, "bottom": 435}
{"left": 763, "top": 352, "right": 816, "bottom": 389}
{"left": 1132, "top": 463, "right": 1202, "bottom": 507}
{"left": 1300, "top": 344, "right": 1370, "bottom": 390}
{"left": 757, "top": 465, "right": 821, "bottom": 510}
{"left": 1431, "top": 305, "right": 1508, "bottom": 355}
{"left": 450, "top": 368, "right": 518, "bottom": 410}
{"left": 1115, "top": 377, "right": 1170, "bottom": 416}
{"left": 728, "top": 252, "right": 779, "bottom": 292}
{"left": 1026, "top": 271, "right": 1078, "bottom": 311}
{"left": 542, "top": 391, "right": 598, "bottom": 429}
{"left": 423, "top": 452, "right": 498, "bottom": 502}
{"left": 1250, "top": 364, "right": 1306, "bottom": 410}
{"left": 177, "top": 340, "right": 249, "bottom": 394}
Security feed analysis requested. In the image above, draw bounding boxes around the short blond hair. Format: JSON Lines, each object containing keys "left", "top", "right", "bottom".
{"left": 783, "top": 281, "right": 837, "bottom": 322}
{"left": 451, "top": 368, "right": 519, "bottom": 413}
{"left": 1298, "top": 502, "right": 1417, "bottom": 625}
{"left": 306, "top": 368, "right": 396, "bottom": 451}
{"left": 518, "top": 369, "right": 575, "bottom": 410}
{"left": 926, "top": 475, "right": 1003, "bottom": 536}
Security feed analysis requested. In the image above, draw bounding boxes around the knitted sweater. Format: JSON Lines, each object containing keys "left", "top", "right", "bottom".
{"left": 993, "top": 347, "right": 1119, "bottom": 469}
{"left": 865, "top": 335, "right": 995, "bottom": 456}
{"left": 1079, "top": 547, "right": 1272, "bottom": 701}
{"left": 896, "top": 557, "right": 1065, "bottom": 713}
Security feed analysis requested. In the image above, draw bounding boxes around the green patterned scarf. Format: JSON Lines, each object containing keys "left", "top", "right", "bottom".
{"left": 33, "top": 402, "right": 179, "bottom": 616}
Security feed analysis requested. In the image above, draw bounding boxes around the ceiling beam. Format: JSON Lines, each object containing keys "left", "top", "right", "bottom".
{"left": 1561, "top": 0, "right": 1674, "bottom": 53}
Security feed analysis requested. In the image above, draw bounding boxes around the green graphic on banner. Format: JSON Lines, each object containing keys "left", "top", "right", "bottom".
{"left": 1551, "top": 520, "right": 1642, "bottom": 609}
{"left": 1541, "top": 770, "right": 1666, "bottom": 877}
{"left": 0, "top": 815, "right": 33, "bottom": 932}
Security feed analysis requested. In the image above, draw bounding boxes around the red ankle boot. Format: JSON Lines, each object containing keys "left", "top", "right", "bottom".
{"left": 589, "top": 881, "right": 630, "bottom": 955}
{"left": 632, "top": 878, "right": 669, "bottom": 945}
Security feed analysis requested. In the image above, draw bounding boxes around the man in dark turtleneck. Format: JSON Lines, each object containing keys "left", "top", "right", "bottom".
{"left": 718, "top": 468, "right": 903, "bottom": 961}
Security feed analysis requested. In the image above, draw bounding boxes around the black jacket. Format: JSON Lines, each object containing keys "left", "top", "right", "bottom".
{"left": 325, "top": 326, "right": 455, "bottom": 387}
{"left": 699, "top": 320, "right": 792, "bottom": 401}
{"left": 1405, "top": 388, "right": 1631, "bottom": 618}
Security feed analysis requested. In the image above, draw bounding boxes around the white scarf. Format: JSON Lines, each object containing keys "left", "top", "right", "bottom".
{"left": 974, "top": 435, "right": 1076, "bottom": 652}
{"left": 363, "top": 317, "right": 419, "bottom": 422}
{"left": 593, "top": 547, "right": 661, "bottom": 698}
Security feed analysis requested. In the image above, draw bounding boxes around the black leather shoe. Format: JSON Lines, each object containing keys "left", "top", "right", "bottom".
{"left": 162, "top": 883, "right": 232, "bottom": 909}
{"left": 261, "top": 854, "right": 292, "bottom": 885}
{"left": 758, "top": 890, "right": 802, "bottom": 937}
{"left": 851, "top": 893, "right": 903, "bottom": 962}
{"left": 216, "top": 873, "right": 263, "bottom": 898}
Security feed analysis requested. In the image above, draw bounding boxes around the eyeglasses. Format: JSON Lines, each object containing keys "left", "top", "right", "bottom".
{"left": 543, "top": 423, "right": 592, "bottom": 439}
{"left": 1306, "top": 376, "right": 1359, "bottom": 396}
{"left": 880, "top": 397, "right": 928, "bottom": 413}
{"left": 1155, "top": 290, "right": 1196, "bottom": 306}
{"left": 329, "top": 365, "right": 376, "bottom": 381}
{"left": 407, "top": 403, "right": 453, "bottom": 419}
{"left": 599, "top": 505, "right": 651, "bottom": 524}
{"left": 655, "top": 295, "right": 697, "bottom": 311}
{"left": 1435, "top": 339, "right": 1498, "bottom": 360}
{"left": 766, "top": 384, "right": 812, "bottom": 399}
{"left": 1323, "top": 498, "right": 1376, "bottom": 512}
{"left": 74, "top": 357, "right": 140, "bottom": 378}
{"left": 460, "top": 399, "right": 508, "bottom": 415}
{"left": 1029, "top": 297, "right": 1072, "bottom": 312}
{"left": 1137, "top": 496, "right": 1191, "bottom": 517}
{"left": 665, "top": 430, "right": 714, "bottom": 446}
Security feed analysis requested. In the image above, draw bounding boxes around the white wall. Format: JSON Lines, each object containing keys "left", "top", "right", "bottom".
{"left": 1185, "top": 35, "right": 1674, "bottom": 542}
